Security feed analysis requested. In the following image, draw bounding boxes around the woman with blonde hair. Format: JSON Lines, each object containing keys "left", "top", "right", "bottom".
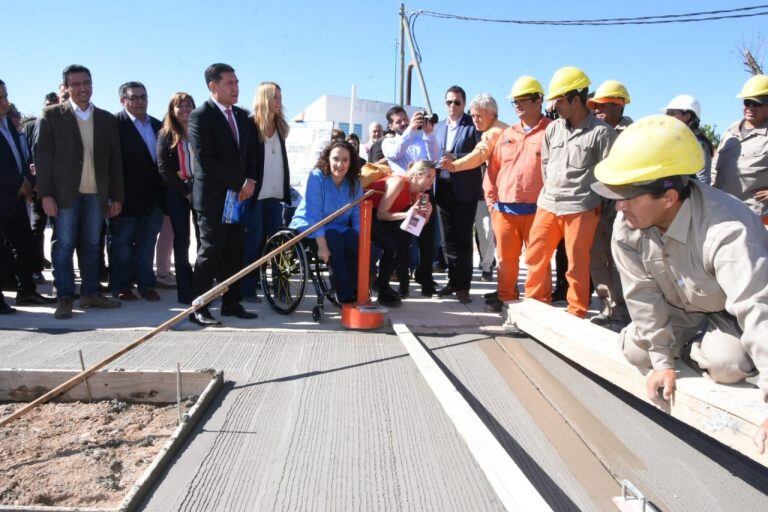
{"left": 242, "top": 82, "right": 292, "bottom": 302}
{"left": 156, "top": 92, "right": 197, "bottom": 304}
{"left": 368, "top": 160, "right": 435, "bottom": 306}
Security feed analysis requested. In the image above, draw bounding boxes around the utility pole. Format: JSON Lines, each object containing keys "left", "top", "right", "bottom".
{"left": 399, "top": 3, "right": 405, "bottom": 106}
{"left": 399, "top": 5, "right": 433, "bottom": 114}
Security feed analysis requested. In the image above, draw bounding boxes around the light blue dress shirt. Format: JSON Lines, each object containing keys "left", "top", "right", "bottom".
{"left": 381, "top": 127, "right": 439, "bottom": 176}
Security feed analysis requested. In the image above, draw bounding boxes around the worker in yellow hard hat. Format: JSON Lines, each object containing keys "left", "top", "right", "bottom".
{"left": 712, "top": 74, "right": 768, "bottom": 225}
{"left": 591, "top": 114, "right": 768, "bottom": 454}
{"left": 483, "top": 76, "right": 551, "bottom": 316}
{"left": 587, "top": 80, "right": 633, "bottom": 133}
{"left": 584, "top": 79, "right": 634, "bottom": 328}
{"left": 520, "top": 66, "right": 617, "bottom": 321}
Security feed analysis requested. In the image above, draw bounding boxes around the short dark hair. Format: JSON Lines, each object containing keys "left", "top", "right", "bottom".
{"left": 445, "top": 85, "right": 466, "bottom": 103}
{"left": 331, "top": 128, "right": 346, "bottom": 141}
{"left": 346, "top": 133, "right": 360, "bottom": 143}
{"left": 0, "top": 79, "right": 5, "bottom": 87}
{"left": 205, "top": 63, "right": 235, "bottom": 85}
{"left": 62, "top": 65, "right": 91, "bottom": 86}
{"left": 386, "top": 105, "right": 407, "bottom": 124}
{"left": 44, "top": 92, "right": 59, "bottom": 104}
{"left": 118, "top": 81, "right": 146, "bottom": 98}
{"left": 649, "top": 176, "right": 691, "bottom": 201}
{"left": 566, "top": 88, "right": 590, "bottom": 107}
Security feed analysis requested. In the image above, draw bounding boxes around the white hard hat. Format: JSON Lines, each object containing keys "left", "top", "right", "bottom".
{"left": 660, "top": 94, "right": 701, "bottom": 119}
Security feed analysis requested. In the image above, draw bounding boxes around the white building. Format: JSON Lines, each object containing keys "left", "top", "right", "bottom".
{"left": 292, "top": 95, "right": 424, "bottom": 144}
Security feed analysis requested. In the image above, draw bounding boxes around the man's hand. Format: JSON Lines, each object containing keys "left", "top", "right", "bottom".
{"left": 42, "top": 196, "right": 58, "bottom": 218}
{"left": 239, "top": 178, "right": 256, "bottom": 201}
{"left": 754, "top": 419, "right": 768, "bottom": 455}
{"left": 108, "top": 201, "right": 122, "bottom": 218}
{"left": 409, "top": 111, "right": 425, "bottom": 132}
{"left": 423, "top": 117, "right": 435, "bottom": 135}
{"left": 754, "top": 189, "right": 768, "bottom": 204}
{"left": 647, "top": 368, "right": 676, "bottom": 406}
{"left": 439, "top": 153, "right": 455, "bottom": 171}
{"left": 19, "top": 178, "right": 32, "bottom": 200}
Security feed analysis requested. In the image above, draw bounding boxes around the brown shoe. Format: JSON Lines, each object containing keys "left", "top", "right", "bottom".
{"left": 80, "top": 294, "right": 121, "bottom": 309}
{"left": 456, "top": 290, "right": 472, "bottom": 304}
{"left": 140, "top": 289, "right": 161, "bottom": 302}
{"left": 55, "top": 297, "right": 74, "bottom": 319}
{"left": 114, "top": 289, "right": 138, "bottom": 301}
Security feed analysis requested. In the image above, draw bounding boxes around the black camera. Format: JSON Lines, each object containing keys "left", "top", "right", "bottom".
{"left": 416, "top": 111, "right": 438, "bottom": 128}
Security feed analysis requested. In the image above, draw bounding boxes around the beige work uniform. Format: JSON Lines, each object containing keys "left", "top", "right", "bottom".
{"left": 613, "top": 182, "right": 768, "bottom": 398}
{"left": 590, "top": 116, "right": 633, "bottom": 322}
{"left": 712, "top": 120, "right": 768, "bottom": 217}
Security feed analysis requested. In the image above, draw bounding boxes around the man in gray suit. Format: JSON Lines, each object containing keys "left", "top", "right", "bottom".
{"left": 36, "top": 64, "right": 124, "bottom": 319}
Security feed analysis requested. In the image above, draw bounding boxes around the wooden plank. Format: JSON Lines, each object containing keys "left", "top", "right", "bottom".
{"left": 0, "top": 369, "right": 215, "bottom": 404}
{"left": 506, "top": 299, "right": 768, "bottom": 468}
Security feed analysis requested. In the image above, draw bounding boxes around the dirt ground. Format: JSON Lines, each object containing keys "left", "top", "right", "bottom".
{"left": 0, "top": 399, "right": 190, "bottom": 509}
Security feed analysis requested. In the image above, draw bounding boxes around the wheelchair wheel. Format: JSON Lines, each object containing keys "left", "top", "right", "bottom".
{"left": 311, "top": 256, "right": 339, "bottom": 307}
{"left": 261, "top": 230, "right": 308, "bottom": 314}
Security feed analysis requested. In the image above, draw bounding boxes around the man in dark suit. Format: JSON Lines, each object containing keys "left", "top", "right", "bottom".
{"left": 433, "top": 85, "right": 482, "bottom": 303}
{"left": 0, "top": 80, "right": 56, "bottom": 313}
{"left": 188, "top": 63, "right": 261, "bottom": 326}
{"left": 36, "top": 64, "right": 124, "bottom": 319}
{"left": 110, "top": 81, "right": 164, "bottom": 302}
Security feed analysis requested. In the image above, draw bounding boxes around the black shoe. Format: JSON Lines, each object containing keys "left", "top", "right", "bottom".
{"left": 43, "top": 258, "right": 52, "bottom": 269}
{"left": 420, "top": 284, "right": 436, "bottom": 297}
{"left": 551, "top": 287, "right": 567, "bottom": 303}
{"left": 485, "top": 299, "right": 503, "bottom": 313}
{"left": 221, "top": 304, "right": 258, "bottom": 319}
{"left": 436, "top": 285, "right": 456, "bottom": 297}
{"left": 456, "top": 290, "right": 471, "bottom": 304}
{"left": 15, "top": 292, "right": 57, "bottom": 306}
{"left": 484, "top": 290, "right": 499, "bottom": 301}
{"left": 32, "top": 273, "right": 47, "bottom": 284}
{"left": 0, "top": 302, "right": 17, "bottom": 315}
{"left": 377, "top": 287, "right": 402, "bottom": 307}
{"left": 189, "top": 308, "right": 222, "bottom": 326}
{"left": 480, "top": 271, "right": 493, "bottom": 282}
{"left": 397, "top": 283, "right": 409, "bottom": 298}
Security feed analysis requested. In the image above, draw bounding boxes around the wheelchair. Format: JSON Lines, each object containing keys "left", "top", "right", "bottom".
{"left": 260, "top": 228, "right": 339, "bottom": 322}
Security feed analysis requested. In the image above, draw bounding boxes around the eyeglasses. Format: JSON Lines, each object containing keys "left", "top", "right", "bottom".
{"left": 126, "top": 95, "right": 148, "bottom": 102}
{"left": 744, "top": 99, "right": 765, "bottom": 108}
{"left": 445, "top": 100, "right": 463, "bottom": 107}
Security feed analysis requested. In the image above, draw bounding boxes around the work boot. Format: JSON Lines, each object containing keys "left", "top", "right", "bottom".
{"left": 80, "top": 294, "right": 121, "bottom": 309}
{"left": 484, "top": 290, "right": 498, "bottom": 302}
{"left": 485, "top": 299, "right": 503, "bottom": 313}
{"left": 54, "top": 297, "right": 73, "bottom": 319}
{"left": 589, "top": 313, "right": 612, "bottom": 327}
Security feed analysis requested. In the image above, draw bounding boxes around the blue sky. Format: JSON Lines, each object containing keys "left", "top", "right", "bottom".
{"left": 2, "top": 1, "right": 765, "bottom": 136}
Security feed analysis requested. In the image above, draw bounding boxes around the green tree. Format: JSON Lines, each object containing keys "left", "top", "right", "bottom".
{"left": 700, "top": 123, "right": 721, "bottom": 151}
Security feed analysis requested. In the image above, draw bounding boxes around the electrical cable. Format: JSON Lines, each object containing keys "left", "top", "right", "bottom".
{"left": 408, "top": 4, "right": 768, "bottom": 27}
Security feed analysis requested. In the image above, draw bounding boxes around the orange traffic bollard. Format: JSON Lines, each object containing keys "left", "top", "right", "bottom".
{"left": 341, "top": 198, "right": 386, "bottom": 330}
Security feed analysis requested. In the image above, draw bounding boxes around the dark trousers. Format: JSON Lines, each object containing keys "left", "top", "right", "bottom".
{"left": 165, "top": 188, "right": 196, "bottom": 304}
{"left": 413, "top": 189, "right": 436, "bottom": 288}
{"left": 371, "top": 217, "right": 410, "bottom": 289}
{"left": 30, "top": 196, "right": 48, "bottom": 273}
{"left": 192, "top": 211, "right": 244, "bottom": 310}
{"left": 0, "top": 198, "right": 35, "bottom": 296}
{"left": 436, "top": 179, "right": 478, "bottom": 291}
{"left": 324, "top": 228, "right": 358, "bottom": 301}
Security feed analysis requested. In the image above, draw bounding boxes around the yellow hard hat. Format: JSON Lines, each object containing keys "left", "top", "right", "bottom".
{"left": 593, "top": 115, "right": 703, "bottom": 197}
{"left": 587, "top": 80, "right": 631, "bottom": 107}
{"left": 737, "top": 74, "right": 768, "bottom": 99}
{"left": 545, "top": 66, "right": 591, "bottom": 100}
{"left": 507, "top": 75, "right": 544, "bottom": 99}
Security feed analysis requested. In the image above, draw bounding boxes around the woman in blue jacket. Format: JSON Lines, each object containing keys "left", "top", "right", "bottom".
{"left": 289, "top": 140, "right": 362, "bottom": 303}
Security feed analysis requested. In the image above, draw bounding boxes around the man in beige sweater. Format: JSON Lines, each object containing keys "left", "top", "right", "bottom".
{"left": 36, "top": 64, "right": 124, "bottom": 319}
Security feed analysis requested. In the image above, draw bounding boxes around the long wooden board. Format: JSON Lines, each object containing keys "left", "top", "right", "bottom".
{"left": 506, "top": 299, "right": 768, "bottom": 468}
{"left": 0, "top": 369, "right": 215, "bottom": 404}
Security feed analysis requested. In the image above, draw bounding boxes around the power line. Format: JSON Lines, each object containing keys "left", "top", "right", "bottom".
{"left": 409, "top": 4, "right": 768, "bottom": 27}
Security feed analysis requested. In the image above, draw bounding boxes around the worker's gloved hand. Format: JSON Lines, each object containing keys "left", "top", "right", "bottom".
{"left": 754, "top": 419, "right": 768, "bottom": 454}
{"left": 646, "top": 368, "right": 676, "bottom": 407}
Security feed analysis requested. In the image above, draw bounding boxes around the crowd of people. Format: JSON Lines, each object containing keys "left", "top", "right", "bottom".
{"left": 1, "top": 61, "right": 768, "bottom": 447}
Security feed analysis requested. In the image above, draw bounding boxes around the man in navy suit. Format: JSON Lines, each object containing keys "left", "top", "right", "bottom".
{"left": 434, "top": 86, "right": 482, "bottom": 303}
{"left": 110, "top": 82, "right": 164, "bottom": 302}
{"left": 188, "top": 63, "right": 261, "bottom": 326}
{"left": 0, "top": 79, "right": 55, "bottom": 313}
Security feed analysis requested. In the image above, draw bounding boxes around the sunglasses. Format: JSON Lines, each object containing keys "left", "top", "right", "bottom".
{"left": 445, "top": 100, "right": 463, "bottom": 107}
{"left": 744, "top": 99, "right": 765, "bottom": 108}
